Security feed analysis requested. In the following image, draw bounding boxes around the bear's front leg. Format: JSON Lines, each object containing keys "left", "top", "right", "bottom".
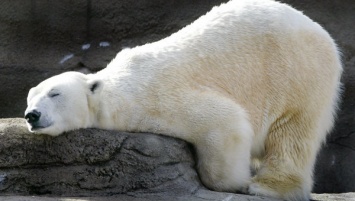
{"left": 179, "top": 92, "right": 254, "bottom": 193}
{"left": 194, "top": 127, "right": 252, "bottom": 193}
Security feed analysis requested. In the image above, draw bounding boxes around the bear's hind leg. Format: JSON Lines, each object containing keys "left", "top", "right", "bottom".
{"left": 249, "top": 111, "right": 323, "bottom": 201}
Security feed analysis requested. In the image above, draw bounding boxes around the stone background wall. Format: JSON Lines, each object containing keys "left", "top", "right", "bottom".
{"left": 0, "top": 0, "right": 354, "bottom": 194}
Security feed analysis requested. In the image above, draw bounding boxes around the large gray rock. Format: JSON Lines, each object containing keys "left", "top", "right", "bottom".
{"left": 0, "top": 0, "right": 354, "bottom": 194}
{"left": 0, "top": 118, "right": 198, "bottom": 196}
{"left": 0, "top": 118, "right": 281, "bottom": 201}
{"left": 1, "top": 193, "right": 355, "bottom": 201}
{"left": 312, "top": 193, "right": 355, "bottom": 201}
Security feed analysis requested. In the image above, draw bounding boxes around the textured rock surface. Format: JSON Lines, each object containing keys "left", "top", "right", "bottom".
{"left": 2, "top": 193, "right": 355, "bottom": 201}
{"left": 0, "top": 0, "right": 354, "bottom": 194}
{"left": 312, "top": 193, "right": 355, "bottom": 201}
{"left": 0, "top": 118, "right": 281, "bottom": 201}
{"left": 0, "top": 118, "right": 198, "bottom": 196}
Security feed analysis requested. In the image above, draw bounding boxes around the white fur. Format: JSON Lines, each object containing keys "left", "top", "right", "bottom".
{"left": 25, "top": 0, "right": 342, "bottom": 200}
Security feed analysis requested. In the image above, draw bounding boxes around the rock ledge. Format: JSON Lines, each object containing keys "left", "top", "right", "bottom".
{"left": 0, "top": 118, "right": 281, "bottom": 201}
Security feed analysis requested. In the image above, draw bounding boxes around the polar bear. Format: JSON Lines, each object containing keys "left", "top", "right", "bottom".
{"left": 24, "top": 0, "right": 342, "bottom": 200}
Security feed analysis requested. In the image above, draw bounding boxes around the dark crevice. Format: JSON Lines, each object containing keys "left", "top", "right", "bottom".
{"left": 329, "top": 142, "right": 355, "bottom": 151}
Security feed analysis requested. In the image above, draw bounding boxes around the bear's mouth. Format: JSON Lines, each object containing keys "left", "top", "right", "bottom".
{"left": 27, "top": 122, "right": 52, "bottom": 132}
{"left": 30, "top": 125, "right": 46, "bottom": 131}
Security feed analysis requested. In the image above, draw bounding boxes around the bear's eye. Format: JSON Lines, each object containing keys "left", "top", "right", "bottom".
{"left": 49, "top": 93, "right": 60, "bottom": 98}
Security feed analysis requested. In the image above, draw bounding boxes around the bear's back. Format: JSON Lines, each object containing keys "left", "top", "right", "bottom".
{"left": 101, "top": 0, "right": 342, "bottom": 136}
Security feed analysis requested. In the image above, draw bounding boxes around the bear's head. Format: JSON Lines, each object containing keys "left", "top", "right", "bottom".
{"left": 24, "top": 71, "right": 103, "bottom": 136}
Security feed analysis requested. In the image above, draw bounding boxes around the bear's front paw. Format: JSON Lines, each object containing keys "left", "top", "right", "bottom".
{"left": 236, "top": 185, "right": 249, "bottom": 195}
{"left": 248, "top": 182, "right": 280, "bottom": 198}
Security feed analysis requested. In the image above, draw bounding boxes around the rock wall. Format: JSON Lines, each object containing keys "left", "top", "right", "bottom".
{"left": 0, "top": 0, "right": 354, "bottom": 194}
{"left": 0, "top": 0, "right": 227, "bottom": 118}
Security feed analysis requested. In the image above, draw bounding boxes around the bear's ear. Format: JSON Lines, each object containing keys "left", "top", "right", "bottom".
{"left": 87, "top": 79, "right": 103, "bottom": 95}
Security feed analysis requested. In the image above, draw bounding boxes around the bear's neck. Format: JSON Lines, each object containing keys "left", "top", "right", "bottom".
{"left": 87, "top": 47, "right": 178, "bottom": 134}
{"left": 88, "top": 82, "right": 150, "bottom": 133}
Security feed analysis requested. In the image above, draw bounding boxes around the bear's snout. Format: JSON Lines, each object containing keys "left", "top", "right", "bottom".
{"left": 25, "top": 110, "right": 41, "bottom": 124}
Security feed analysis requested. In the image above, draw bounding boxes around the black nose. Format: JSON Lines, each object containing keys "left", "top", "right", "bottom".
{"left": 25, "top": 110, "right": 41, "bottom": 123}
